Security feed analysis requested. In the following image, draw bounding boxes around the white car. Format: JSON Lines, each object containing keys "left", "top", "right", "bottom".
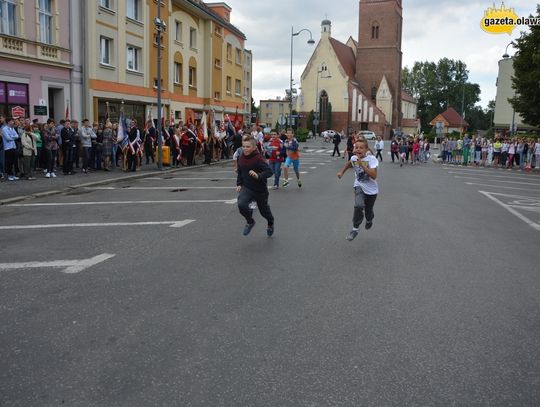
{"left": 358, "top": 130, "right": 376, "bottom": 140}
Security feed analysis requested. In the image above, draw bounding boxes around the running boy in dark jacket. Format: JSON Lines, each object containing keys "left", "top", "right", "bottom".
{"left": 236, "top": 135, "right": 275, "bottom": 236}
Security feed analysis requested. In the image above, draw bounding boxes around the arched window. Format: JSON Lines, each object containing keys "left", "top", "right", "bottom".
{"left": 319, "top": 90, "right": 329, "bottom": 121}
{"left": 371, "top": 22, "right": 379, "bottom": 39}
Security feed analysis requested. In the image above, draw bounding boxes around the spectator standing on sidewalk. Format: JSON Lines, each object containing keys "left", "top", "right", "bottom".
{"left": 61, "top": 120, "right": 76, "bottom": 175}
{"left": 80, "top": 119, "right": 97, "bottom": 174}
{"left": 102, "top": 120, "right": 113, "bottom": 171}
{"left": 32, "top": 124, "right": 43, "bottom": 171}
{"left": 44, "top": 119, "right": 58, "bottom": 178}
{"left": 21, "top": 125, "right": 37, "bottom": 180}
{"left": 2, "top": 117, "right": 20, "bottom": 181}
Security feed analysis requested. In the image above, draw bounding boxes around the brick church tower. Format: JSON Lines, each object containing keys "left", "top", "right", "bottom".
{"left": 356, "top": 0, "right": 402, "bottom": 132}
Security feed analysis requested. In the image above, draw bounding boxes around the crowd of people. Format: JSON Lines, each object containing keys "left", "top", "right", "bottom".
{"left": 0, "top": 114, "right": 265, "bottom": 181}
{"left": 439, "top": 134, "right": 540, "bottom": 169}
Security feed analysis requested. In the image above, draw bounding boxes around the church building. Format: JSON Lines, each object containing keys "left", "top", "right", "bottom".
{"left": 298, "top": 0, "right": 418, "bottom": 138}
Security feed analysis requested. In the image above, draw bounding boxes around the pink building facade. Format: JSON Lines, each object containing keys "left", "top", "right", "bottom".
{"left": 0, "top": 0, "right": 78, "bottom": 121}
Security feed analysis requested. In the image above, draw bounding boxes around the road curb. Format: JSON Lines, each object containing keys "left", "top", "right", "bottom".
{"left": 0, "top": 160, "right": 230, "bottom": 205}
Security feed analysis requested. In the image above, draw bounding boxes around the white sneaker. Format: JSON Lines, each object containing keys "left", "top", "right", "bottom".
{"left": 8, "top": 176, "right": 15, "bottom": 181}
{"left": 51, "top": 172, "right": 57, "bottom": 178}
{"left": 45, "top": 172, "right": 51, "bottom": 178}
{"left": 12, "top": 176, "right": 19, "bottom": 180}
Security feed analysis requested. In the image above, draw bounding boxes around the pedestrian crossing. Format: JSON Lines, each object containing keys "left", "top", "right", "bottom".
{"left": 443, "top": 164, "right": 540, "bottom": 231}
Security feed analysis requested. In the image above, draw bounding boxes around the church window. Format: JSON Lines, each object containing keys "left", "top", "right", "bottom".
{"left": 371, "top": 86, "right": 377, "bottom": 102}
{"left": 371, "top": 24, "right": 379, "bottom": 39}
{"left": 319, "top": 90, "right": 328, "bottom": 121}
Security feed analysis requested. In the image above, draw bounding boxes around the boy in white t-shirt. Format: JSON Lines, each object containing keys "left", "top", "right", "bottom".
{"left": 337, "top": 139, "right": 379, "bottom": 241}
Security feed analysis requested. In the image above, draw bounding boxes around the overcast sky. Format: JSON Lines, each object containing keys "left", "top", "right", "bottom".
{"left": 222, "top": 0, "right": 534, "bottom": 109}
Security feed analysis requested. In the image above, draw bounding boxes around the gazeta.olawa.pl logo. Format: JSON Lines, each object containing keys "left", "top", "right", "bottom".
{"left": 481, "top": 2, "right": 540, "bottom": 34}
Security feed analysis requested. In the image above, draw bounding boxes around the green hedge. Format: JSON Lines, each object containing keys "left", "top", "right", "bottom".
{"left": 296, "top": 127, "right": 309, "bottom": 142}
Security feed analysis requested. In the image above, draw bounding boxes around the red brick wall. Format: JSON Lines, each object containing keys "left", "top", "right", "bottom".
{"left": 356, "top": 0, "right": 402, "bottom": 131}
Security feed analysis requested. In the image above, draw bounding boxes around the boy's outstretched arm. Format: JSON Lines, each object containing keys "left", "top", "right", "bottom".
{"left": 337, "top": 161, "right": 352, "bottom": 179}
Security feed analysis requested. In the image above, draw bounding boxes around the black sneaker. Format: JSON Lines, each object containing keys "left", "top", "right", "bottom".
{"left": 365, "top": 221, "right": 373, "bottom": 230}
{"left": 243, "top": 221, "right": 256, "bottom": 236}
{"left": 346, "top": 230, "right": 358, "bottom": 241}
{"left": 267, "top": 224, "right": 274, "bottom": 237}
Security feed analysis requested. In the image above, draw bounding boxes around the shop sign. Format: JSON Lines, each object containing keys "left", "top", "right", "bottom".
{"left": 7, "top": 83, "right": 28, "bottom": 104}
{"left": 0, "top": 84, "right": 5, "bottom": 103}
{"left": 12, "top": 106, "right": 26, "bottom": 118}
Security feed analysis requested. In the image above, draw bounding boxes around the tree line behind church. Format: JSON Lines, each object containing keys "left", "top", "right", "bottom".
{"left": 401, "top": 58, "right": 493, "bottom": 136}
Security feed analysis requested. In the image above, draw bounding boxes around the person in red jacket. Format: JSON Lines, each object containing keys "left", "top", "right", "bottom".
{"left": 266, "top": 131, "right": 283, "bottom": 189}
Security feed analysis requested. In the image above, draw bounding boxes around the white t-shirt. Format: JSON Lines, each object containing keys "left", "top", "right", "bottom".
{"left": 351, "top": 154, "right": 379, "bottom": 195}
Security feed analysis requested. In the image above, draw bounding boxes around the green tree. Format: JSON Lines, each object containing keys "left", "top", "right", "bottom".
{"left": 402, "top": 58, "right": 481, "bottom": 133}
{"left": 509, "top": 5, "right": 540, "bottom": 127}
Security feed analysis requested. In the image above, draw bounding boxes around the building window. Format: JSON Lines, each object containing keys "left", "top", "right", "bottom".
{"left": 214, "top": 25, "right": 222, "bottom": 36}
{"left": 235, "top": 48, "right": 242, "bottom": 65}
{"left": 235, "top": 79, "right": 241, "bottom": 96}
{"left": 99, "top": 0, "right": 112, "bottom": 9}
{"left": 214, "top": 91, "right": 221, "bottom": 100}
{"left": 0, "top": 0, "right": 17, "bottom": 35}
{"left": 174, "top": 62, "right": 182, "bottom": 84}
{"left": 371, "top": 24, "right": 379, "bottom": 39}
{"left": 153, "top": 78, "right": 163, "bottom": 88}
{"left": 126, "top": 0, "right": 140, "bottom": 21}
{"left": 226, "top": 76, "right": 231, "bottom": 95}
{"left": 214, "top": 58, "right": 221, "bottom": 69}
{"left": 189, "top": 27, "right": 196, "bottom": 48}
{"left": 174, "top": 20, "right": 182, "bottom": 42}
{"left": 226, "top": 44, "right": 232, "bottom": 62}
{"left": 126, "top": 45, "right": 140, "bottom": 71}
{"left": 188, "top": 66, "right": 196, "bottom": 87}
{"left": 100, "top": 36, "right": 112, "bottom": 65}
{"left": 39, "top": 0, "right": 53, "bottom": 44}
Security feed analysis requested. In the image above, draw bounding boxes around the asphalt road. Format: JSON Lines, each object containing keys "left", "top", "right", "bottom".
{"left": 1, "top": 141, "right": 539, "bottom": 406}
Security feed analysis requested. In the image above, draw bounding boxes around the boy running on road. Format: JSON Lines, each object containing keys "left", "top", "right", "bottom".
{"left": 236, "top": 135, "right": 275, "bottom": 236}
{"left": 337, "top": 139, "right": 379, "bottom": 241}
{"left": 282, "top": 128, "right": 302, "bottom": 187}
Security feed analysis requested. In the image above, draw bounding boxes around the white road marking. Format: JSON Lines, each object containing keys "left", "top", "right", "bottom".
{"left": 0, "top": 219, "right": 195, "bottom": 230}
{"left": 300, "top": 171, "right": 308, "bottom": 174}
{"left": 86, "top": 186, "right": 235, "bottom": 190}
{"left": 448, "top": 170, "right": 537, "bottom": 180}
{"left": 479, "top": 191, "right": 540, "bottom": 231}
{"left": 465, "top": 182, "right": 536, "bottom": 191}
{"left": 0, "top": 253, "right": 116, "bottom": 274}
{"left": 8, "top": 199, "right": 235, "bottom": 207}
{"left": 309, "top": 167, "right": 317, "bottom": 169}
{"left": 316, "top": 149, "right": 327, "bottom": 153}
{"left": 454, "top": 176, "right": 540, "bottom": 186}
{"left": 143, "top": 177, "right": 237, "bottom": 181}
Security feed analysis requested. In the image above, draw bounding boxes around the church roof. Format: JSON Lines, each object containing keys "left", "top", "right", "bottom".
{"left": 329, "top": 37, "right": 356, "bottom": 79}
{"left": 322, "top": 19, "right": 331, "bottom": 25}
{"left": 401, "top": 91, "right": 416, "bottom": 103}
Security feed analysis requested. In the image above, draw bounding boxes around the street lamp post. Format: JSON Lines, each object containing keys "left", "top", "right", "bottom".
{"left": 289, "top": 26, "right": 315, "bottom": 128}
{"left": 502, "top": 41, "right": 516, "bottom": 137}
{"left": 154, "top": 4, "right": 167, "bottom": 170}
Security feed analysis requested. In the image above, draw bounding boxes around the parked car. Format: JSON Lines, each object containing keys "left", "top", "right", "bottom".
{"left": 358, "top": 130, "right": 376, "bottom": 140}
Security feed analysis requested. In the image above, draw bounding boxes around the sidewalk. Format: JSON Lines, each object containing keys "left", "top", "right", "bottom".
{"left": 0, "top": 160, "right": 230, "bottom": 205}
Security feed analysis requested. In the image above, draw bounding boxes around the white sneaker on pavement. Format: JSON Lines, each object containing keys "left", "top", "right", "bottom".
{"left": 45, "top": 172, "right": 51, "bottom": 178}
{"left": 51, "top": 172, "right": 57, "bottom": 178}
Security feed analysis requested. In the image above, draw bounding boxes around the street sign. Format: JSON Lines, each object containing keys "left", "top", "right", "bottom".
{"left": 278, "top": 115, "right": 286, "bottom": 126}
{"left": 313, "top": 119, "right": 320, "bottom": 125}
